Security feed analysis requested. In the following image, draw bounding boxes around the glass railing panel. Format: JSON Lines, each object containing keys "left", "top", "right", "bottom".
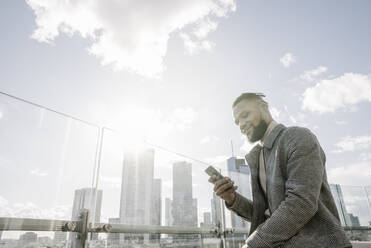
{"left": 0, "top": 93, "right": 100, "bottom": 244}
{"left": 0, "top": 231, "right": 67, "bottom": 247}
{"left": 225, "top": 233, "right": 248, "bottom": 248}
{"left": 86, "top": 233, "right": 209, "bottom": 248}
{"left": 221, "top": 157, "right": 251, "bottom": 235}
{"left": 95, "top": 130, "right": 222, "bottom": 246}
{"left": 365, "top": 186, "right": 371, "bottom": 226}
{"left": 337, "top": 186, "right": 371, "bottom": 227}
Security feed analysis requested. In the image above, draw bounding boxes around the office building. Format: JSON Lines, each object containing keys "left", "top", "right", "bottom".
{"left": 150, "top": 178, "right": 162, "bottom": 242}
{"left": 19, "top": 232, "right": 37, "bottom": 246}
{"left": 200, "top": 212, "right": 212, "bottom": 228}
{"left": 172, "top": 161, "right": 198, "bottom": 227}
{"left": 69, "top": 188, "right": 103, "bottom": 247}
{"left": 53, "top": 232, "right": 67, "bottom": 245}
{"left": 165, "top": 198, "right": 173, "bottom": 226}
{"left": 227, "top": 157, "right": 251, "bottom": 229}
{"left": 119, "top": 149, "right": 155, "bottom": 244}
{"left": 349, "top": 213, "right": 361, "bottom": 227}
{"left": 211, "top": 192, "right": 223, "bottom": 228}
{"left": 107, "top": 218, "right": 120, "bottom": 247}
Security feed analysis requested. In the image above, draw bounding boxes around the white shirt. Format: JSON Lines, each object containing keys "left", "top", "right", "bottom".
{"left": 259, "top": 120, "right": 277, "bottom": 217}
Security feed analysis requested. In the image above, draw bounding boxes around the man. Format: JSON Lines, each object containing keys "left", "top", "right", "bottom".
{"left": 209, "top": 93, "right": 351, "bottom": 248}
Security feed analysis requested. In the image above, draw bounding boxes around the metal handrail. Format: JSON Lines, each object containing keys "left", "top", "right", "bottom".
{"left": 0, "top": 217, "right": 75, "bottom": 232}
{"left": 1, "top": 217, "right": 370, "bottom": 233}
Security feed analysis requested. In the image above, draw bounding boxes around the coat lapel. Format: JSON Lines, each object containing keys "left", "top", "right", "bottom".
{"left": 244, "top": 124, "right": 286, "bottom": 234}
{"left": 245, "top": 144, "right": 267, "bottom": 234}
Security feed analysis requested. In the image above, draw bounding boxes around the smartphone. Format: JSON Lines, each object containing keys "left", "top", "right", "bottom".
{"left": 205, "top": 166, "right": 224, "bottom": 182}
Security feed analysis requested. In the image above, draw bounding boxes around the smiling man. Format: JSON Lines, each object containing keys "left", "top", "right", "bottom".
{"left": 210, "top": 93, "right": 352, "bottom": 247}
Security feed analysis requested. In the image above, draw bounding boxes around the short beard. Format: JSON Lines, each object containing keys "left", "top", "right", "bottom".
{"left": 249, "top": 119, "right": 268, "bottom": 143}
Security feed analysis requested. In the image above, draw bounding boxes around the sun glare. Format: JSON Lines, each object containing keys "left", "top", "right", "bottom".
{"left": 107, "top": 106, "right": 170, "bottom": 153}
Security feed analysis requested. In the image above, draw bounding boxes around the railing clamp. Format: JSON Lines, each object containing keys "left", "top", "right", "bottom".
{"left": 62, "top": 221, "right": 77, "bottom": 232}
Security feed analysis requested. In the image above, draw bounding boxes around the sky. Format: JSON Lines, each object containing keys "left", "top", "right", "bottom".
{"left": 1, "top": 0, "right": 371, "bottom": 238}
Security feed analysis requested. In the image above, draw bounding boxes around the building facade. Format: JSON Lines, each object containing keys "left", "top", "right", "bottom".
{"left": 227, "top": 157, "right": 251, "bottom": 229}
{"left": 69, "top": 188, "right": 103, "bottom": 247}
{"left": 119, "top": 148, "right": 155, "bottom": 245}
{"left": 172, "top": 161, "right": 198, "bottom": 227}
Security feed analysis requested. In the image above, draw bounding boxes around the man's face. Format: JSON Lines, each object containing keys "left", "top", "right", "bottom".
{"left": 233, "top": 99, "right": 268, "bottom": 143}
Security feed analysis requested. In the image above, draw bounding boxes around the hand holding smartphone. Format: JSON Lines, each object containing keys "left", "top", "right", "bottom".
{"left": 205, "top": 166, "right": 224, "bottom": 183}
{"left": 205, "top": 166, "right": 237, "bottom": 205}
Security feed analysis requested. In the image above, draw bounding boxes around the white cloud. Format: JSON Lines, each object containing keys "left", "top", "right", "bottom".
{"left": 333, "top": 135, "right": 371, "bottom": 153}
{"left": 193, "top": 18, "right": 218, "bottom": 39}
{"left": 0, "top": 195, "right": 71, "bottom": 219}
{"left": 335, "top": 120, "right": 348, "bottom": 126}
{"left": 270, "top": 105, "right": 309, "bottom": 127}
{"left": 328, "top": 162, "right": 371, "bottom": 186}
{"left": 180, "top": 18, "right": 218, "bottom": 54}
{"left": 29, "top": 168, "right": 48, "bottom": 177}
{"left": 279, "top": 52, "right": 296, "bottom": 68}
{"left": 171, "top": 107, "right": 197, "bottom": 131}
{"left": 105, "top": 106, "right": 197, "bottom": 146}
{"left": 302, "top": 73, "right": 371, "bottom": 113}
{"left": 289, "top": 115, "right": 297, "bottom": 124}
{"left": 26, "top": 0, "right": 236, "bottom": 77}
{"left": 269, "top": 106, "right": 280, "bottom": 121}
{"left": 200, "top": 135, "right": 219, "bottom": 144}
{"left": 180, "top": 33, "right": 215, "bottom": 55}
{"left": 360, "top": 152, "right": 371, "bottom": 161}
{"left": 300, "top": 66, "right": 328, "bottom": 82}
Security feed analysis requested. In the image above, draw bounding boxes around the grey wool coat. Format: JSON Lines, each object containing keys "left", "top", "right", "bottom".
{"left": 227, "top": 124, "right": 352, "bottom": 248}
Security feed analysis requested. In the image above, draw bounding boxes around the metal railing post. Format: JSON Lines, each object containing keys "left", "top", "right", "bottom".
{"left": 75, "top": 209, "right": 89, "bottom": 248}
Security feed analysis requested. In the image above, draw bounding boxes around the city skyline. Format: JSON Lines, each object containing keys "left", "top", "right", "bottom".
{"left": 1, "top": 0, "right": 371, "bottom": 246}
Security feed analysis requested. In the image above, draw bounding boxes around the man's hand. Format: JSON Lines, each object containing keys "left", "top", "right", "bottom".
{"left": 208, "top": 176, "right": 238, "bottom": 205}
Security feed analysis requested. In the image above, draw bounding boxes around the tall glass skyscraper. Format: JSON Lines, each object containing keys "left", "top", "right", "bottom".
{"left": 172, "top": 161, "right": 198, "bottom": 227}
{"left": 119, "top": 148, "right": 155, "bottom": 244}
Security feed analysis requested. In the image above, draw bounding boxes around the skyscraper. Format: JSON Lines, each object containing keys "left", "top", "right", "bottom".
{"left": 211, "top": 192, "right": 223, "bottom": 228}
{"left": 69, "top": 188, "right": 103, "bottom": 247}
{"left": 119, "top": 148, "right": 155, "bottom": 244}
{"left": 330, "top": 184, "right": 352, "bottom": 226}
{"left": 201, "top": 212, "right": 212, "bottom": 228}
{"left": 107, "top": 218, "right": 120, "bottom": 247}
{"left": 165, "top": 198, "right": 173, "bottom": 226}
{"left": 150, "top": 178, "right": 162, "bottom": 242}
{"left": 172, "top": 161, "right": 198, "bottom": 227}
{"left": 151, "top": 178, "right": 162, "bottom": 226}
{"left": 227, "top": 157, "right": 251, "bottom": 229}
{"left": 19, "top": 232, "right": 37, "bottom": 246}
{"left": 53, "top": 232, "right": 67, "bottom": 246}
{"left": 348, "top": 213, "right": 361, "bottom": 227}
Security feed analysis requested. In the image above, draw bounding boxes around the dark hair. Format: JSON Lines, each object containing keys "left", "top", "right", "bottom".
{"left": 232, "top": 92, "right": 267, "bottom": 108}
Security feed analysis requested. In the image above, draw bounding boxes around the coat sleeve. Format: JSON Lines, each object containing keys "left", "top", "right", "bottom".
{"left": 225, "top": 192, "right": 254, "bottom": 222}
{"left": 246, "top": 127, "right": 325, "bottom": 248}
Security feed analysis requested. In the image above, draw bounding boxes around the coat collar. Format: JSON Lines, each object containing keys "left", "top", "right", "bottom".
{"left": 263, "top": 123, "right": 286, "bottom": 149}
{"left": 245, "top": 124, "right": 286, "bottom": 168}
